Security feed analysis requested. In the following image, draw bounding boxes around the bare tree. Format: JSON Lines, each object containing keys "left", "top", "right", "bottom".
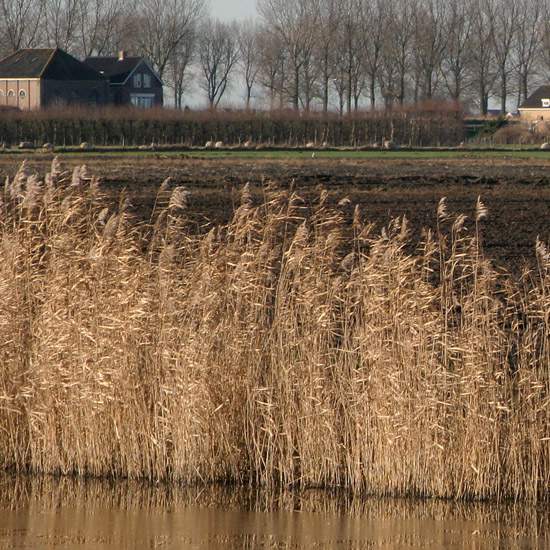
{"left": 484, "top": 0, "right": 518, "bottom": 113}
{"left": 258, "top": 0, "right": 320, "bottom": 110}
{"left": 380, "top": 0, "right": 414, "bottom": 106}
{"left": 168, "top": 34, "right": 197, "bottom": 109}
{"left": 412, "top": 0, "right": 449, "bottom": 101}
{"left": 198, "top": 19, "right": 240, "bottom": 108}
{"left": 77, "top": 0, "right": 125, "bottom": 57}
{"left": 468, "top": 0, "right": 497, "bottom": 114}
{"left": 256, "top": 25, "right": 287, "bottom": 109}
{"left": 315, "top": 0, "right": 344, "bottom": 114}
{"left": 441, "top": 0, "right": 474, "bottom": 101}
{"left": 360, "top": 0, "right": 391, "bottom": 109}
{"left": 539, "top": 0, "right": 550, "bottom": 83}
{"left": 0, "top": 0, "right": 44, "bottom": 53}
{"left": 43, "top": 0, "right": 81, "bottom": 53}
{"left": 237, "top": 19, "right": 261, "bottom": 109}
{"left": 515, "top": 0, "right": 544, "bottom": 105}
{"left": 380, "top": 0, "right": 414, "bottom": 108}
{"left": 129, "top": 0, "right": 206, "bottom": 81}
{"left": 331, "top": 0, "right": 364, "bottom": 113}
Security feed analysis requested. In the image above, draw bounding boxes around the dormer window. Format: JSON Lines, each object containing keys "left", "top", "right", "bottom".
{"left": 134, "top": 74, "right": 142, "bottom": 87}
{"left": 542, "top": 98, "right": 550, "bottom": 107}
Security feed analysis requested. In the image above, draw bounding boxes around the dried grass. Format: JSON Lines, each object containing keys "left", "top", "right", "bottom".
{"left": 0, "top": 160, "right": 549, "bottom": 501}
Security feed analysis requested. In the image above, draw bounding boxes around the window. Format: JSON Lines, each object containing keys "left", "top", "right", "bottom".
{"left": 543, "top": 99, "right": 550, "bottom": 107}
{"left": 19, "top": 90, "right": 26, "bottom": 99}
{"left": 7, "top": 90, "right": 14, "bottom": 97}
{"left": 133, "top": 73, "right": 142, "bottom": 87}
{"left": 89, "top": 91, "right": 99, "bottom": 107}
{"left": 130, "top": 94, "right": 154, "bottom": 108}
{"left": 51, "top": 90, "right": 63, "bottom": 107}
{"left": 143, "top": 74, "right": 152, "bottom": 88}
{"left": 0, "top": 90, "right": 3, "bottom": 97}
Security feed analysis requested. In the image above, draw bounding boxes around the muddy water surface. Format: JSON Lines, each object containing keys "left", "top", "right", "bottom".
{"left": 0, "top": 475, "right": 548, "bottom": 549}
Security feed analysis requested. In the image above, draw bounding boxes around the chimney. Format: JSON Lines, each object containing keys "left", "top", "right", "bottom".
{"left": 118, "top": 51, "right": 126, "bottom": 61}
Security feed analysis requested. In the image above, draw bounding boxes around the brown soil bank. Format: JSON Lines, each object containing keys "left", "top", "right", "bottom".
{"left": 3, "top": 152, "right": 550, "bottom": 271}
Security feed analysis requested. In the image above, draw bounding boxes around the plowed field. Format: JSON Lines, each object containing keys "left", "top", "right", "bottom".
{"left": 4, "top": 151, "right": 550, "bottom": 272}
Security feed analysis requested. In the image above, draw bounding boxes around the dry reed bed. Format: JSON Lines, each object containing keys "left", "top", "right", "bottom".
{"left": 0, "top": 158, "right": 549, "bottom": 501}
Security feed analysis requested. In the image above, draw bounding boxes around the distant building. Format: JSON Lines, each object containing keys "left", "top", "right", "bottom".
{"left": 0, "top": 48, "right": 162, "bottom": 110}
{"left": 518, "top": 84, "right": 550, "bottom": 126}
{"left": 0, "top": 48, "right": 108, "bottom": 110}
{"left": 83, "top": 52, "right": 163, "bottom": 108}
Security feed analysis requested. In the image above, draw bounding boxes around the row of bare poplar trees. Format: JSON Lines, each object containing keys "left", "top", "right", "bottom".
{"left": 1, "top": 0, "right": 549, "bottom": 112}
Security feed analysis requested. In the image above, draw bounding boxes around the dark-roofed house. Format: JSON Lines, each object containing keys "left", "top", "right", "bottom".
{"left": 0, "top": 48, "right": 108, "bottom": 110}
{"left": 83, "top": 52, "right": 163, "bottom": 108}
{"left": 518, "top": 84, "right": 550, "bottom": 127}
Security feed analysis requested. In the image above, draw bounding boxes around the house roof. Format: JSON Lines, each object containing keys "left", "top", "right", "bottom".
{"left": 83, "top": 55, "right": 156, "bottom": 84}
{"left": 0, "top": 48, "right": 105, "bottom": 81}
{"left": 518, "top": 84, "right": 550, "bottom": 109}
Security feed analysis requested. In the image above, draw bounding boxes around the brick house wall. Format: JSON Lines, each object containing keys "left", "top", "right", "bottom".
{"left": 0, "top": 79, "right": 41, "bottom": 109}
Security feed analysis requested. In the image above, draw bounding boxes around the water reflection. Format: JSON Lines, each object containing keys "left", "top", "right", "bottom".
{"left": 0, "top": 474, "right": 547, "bottom": 549}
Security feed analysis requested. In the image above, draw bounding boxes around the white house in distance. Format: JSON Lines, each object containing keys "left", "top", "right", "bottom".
{"left": 518, "top": 84, "right": 550, "bottom": 130}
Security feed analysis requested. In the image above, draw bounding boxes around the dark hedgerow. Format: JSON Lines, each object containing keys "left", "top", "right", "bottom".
{"left": 0, "top": 101, "right": 464, "bottom": 148}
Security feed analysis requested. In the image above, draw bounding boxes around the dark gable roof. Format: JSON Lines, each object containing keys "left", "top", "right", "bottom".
{"left": 0, "top": 49, "right": 53, "bottom": 78}
{"left": 0, "top": 48, "right": 105, "bottom": 81}
{"left": 83, "top": 56, "right": 146, "bottom": 84}
{"left": 519, "top": 84, "right": 550, "bottom": 109}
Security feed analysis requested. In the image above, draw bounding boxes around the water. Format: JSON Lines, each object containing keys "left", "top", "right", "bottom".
{"left": 0, "top": 475, "right": 547, "bottom": 549}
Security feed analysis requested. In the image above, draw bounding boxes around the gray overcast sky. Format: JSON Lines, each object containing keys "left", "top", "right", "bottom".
{"left": 209, "top": 0, "right": 257, "bottom": 21}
